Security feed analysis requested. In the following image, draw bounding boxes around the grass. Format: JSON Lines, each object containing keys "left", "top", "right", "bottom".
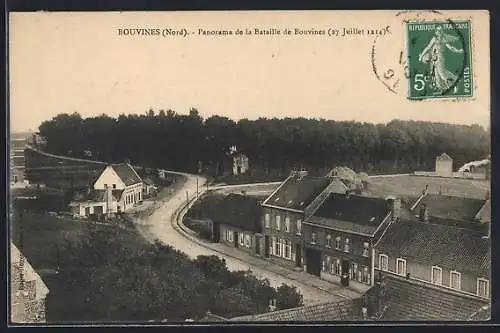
{"left": 365, "top": 175, "right": 489, "bottom": 200}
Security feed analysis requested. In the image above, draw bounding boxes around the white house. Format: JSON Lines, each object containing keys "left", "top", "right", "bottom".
{"left": 233, "top": 153, "right": 249, "bottom": 175}
{"left": 70, "top": 163, "right": 144, "bottom": 217}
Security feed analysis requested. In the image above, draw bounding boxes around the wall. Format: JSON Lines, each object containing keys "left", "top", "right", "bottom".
{"left": 261, "top": 206, "right": 304, "bottom": 267}
{"left": 93, "top": 166, "right": 126, "bottom": 190}
{"left": 120, "top": 183, "right": 143, "bottom": 211}
{"left": 435, "top": 160, "right": 453, "bottom": 178}
{"left": 374, "top": 249, "right": 490, "bottom": 298}
{"left": 219, "top": 224, "right": 256, "bottom": 255}
{"left": 303, "top": 224, "right": 374, "bottom": 285}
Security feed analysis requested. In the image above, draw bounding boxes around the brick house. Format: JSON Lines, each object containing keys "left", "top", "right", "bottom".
{"left": 10, "top": 243, "right": 49, "bottom": 323}
{"left": 302, "top": 192, "right": 401, "bottom": 290}
{"left": 259, "top": 171, "right": 347, "bottom": 269}
{"left": 211, "top": 193, "right": 263, "bottom": 255}
{"left": 374, "top": 218, "right": 490, "bottom": 300}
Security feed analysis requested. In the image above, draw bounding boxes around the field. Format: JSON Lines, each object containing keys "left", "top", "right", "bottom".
{"left": 365, "top": 175, "right": 489, "bottom": 200}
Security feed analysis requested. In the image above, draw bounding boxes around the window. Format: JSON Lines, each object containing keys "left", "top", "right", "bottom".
{"left": 276, "top": 215, "right": 281, "bottom": 231}
{"left": 245, "top": 234, "right": 251, "bottom": 248}
{"left": 226, "top": 229, "right": 233, "bottom": 242}
{"left": 265, "top": 213, "right": 270, "bottom": 228}
{"left": 350, "top": 263, "right": 359, "bottom": 280}
{"left": 311, "top": 232, "right": 318, "bottom": 244}
{"left": 284, "top": 217, "right": 290, "bottom": 232}
{"left": 344, "top": 238, "right": 350, "bottom": 253}
{"left": 322, "top": 255, "right": 330, "bottom": 272}
{"left": 396, "top": 258, "right": 407, "bottom": 276}
{"left": 334, "top": 259, "right": 341, "bottom": 275}
{"left": 450, "top": 271, "right": 461, "bottom": 290}
{"left": 296, "top": 219, "right": 302, "bottom": 235}
{"left": 112, "top": 184, "right": 116, "bottom": 189}
{"left": 326, "top": 234, "right": 332, "bottom": 248}
{"left": 283, "top": 240, "right": 292, "bottom": 259}
{"left": 104, "top": 183, "right": 107, "bottom": 188}
{"left": 335, "top": 236, "right": 341, "bottom": 250}
{"left": 361, "top": 265, "right": 370, "bottom": 284}
{"left": 363, "top": 242, "right": 370, "bottom": 257}
{"left": 477, "top": 278, "right": 489, "bottom": 298}
{"left": 431, "top": 266, "right": 443, "bottom": 285}
{"left": 239, "top": 233, "right": 245, "bottom": 246}
{"left": 379, "top": 254, "right": 389, "bottom": 271}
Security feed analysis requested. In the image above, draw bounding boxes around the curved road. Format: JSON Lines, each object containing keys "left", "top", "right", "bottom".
{"left": 136, "top": 173, "right": 339, "bottom": 305}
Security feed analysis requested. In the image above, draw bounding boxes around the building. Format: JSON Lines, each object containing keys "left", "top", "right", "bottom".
{"left": 374, "top": 219, "right": 490, "bottom": 300}
{"left": 302, "top": 192, "right": 401, "bottom": 290}
{"left": 10, "top": 243, "right": 49, "bottom": 323}
{"left": 435, "top": 153, "right": 453, "bottom": 177}
{"left": 458, "top": 159, "right": 491, "bottom": 180}
{"left": 230, "top": 298, "right": 363, "bottom": 321}
{"left": 70, "top": 163, "right": 145, "bottom": 217}
{"left": 233, "top": 153, "right": 249, "bottom": 175}
{"left": 142, "top": 177, "right": 158, "bottom": 198}
{"left": 210, "top": 194, "right": 263, "bottom": 256}
{"left": 259, "top": 171, "right": 347, "bottom": 270}
{"left": 409, "top": 191, "right": 489, "bottom": 232}
{"left": 10, "top": 138, "right": 29, "bottom": 186}
{"left": 363, "top": 274, "right": 490, "bottom": 320}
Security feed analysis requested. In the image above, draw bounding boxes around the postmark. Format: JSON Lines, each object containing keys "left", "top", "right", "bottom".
{"left": 406, "top": 20, "right": 473, "bottom": 99}
{"left": 370, "top": 10, "right": 475, "bottom": 100}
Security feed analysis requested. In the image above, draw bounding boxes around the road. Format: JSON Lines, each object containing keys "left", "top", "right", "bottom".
{"left": 136, "top": 173, "right": 342, "bottom": 305}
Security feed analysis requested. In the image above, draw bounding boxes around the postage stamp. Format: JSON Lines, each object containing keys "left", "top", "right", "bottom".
{"left": 406, "top": 20, "right": 473, "bottom": 99}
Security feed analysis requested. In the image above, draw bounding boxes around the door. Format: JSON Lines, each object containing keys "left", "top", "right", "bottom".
{"left": 306, "top": 249, "right": 321, "bottom": 276}
{"left": 264, "top": 236, "right": 270, "bottom": 257}
{"left": 295, "top": 244, "right": 302, "bottom": 267}
{"left": 94, "top": 205, "right": 104, "bottom": 215}
{"left": 84, "top": 207, "right": 91, "bottom": 216}
{"left": 212, "top": 222, "right": 220, "bottom": 242}
{"left": 234, "top": 231, "right": 239, "bottom": 248}
{"left": 341, "top": 260, "right": 350, "bottom": 287}
{"left": 255, "top": 235, "right": 261, "bottom": 255}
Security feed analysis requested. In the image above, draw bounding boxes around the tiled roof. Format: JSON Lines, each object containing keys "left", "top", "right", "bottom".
{"left": 111, "top": 163, "right": 142, "bottom": 186}
{"left": 263, "top": 175, "right": 331, "bottom": 211}
{"left": 365, "top": 275, "right": 489, "bottom": 321}
{"left": 209, "top": 194, "right": 263, "bottom": 233}
{"left": 413, "top": 194, "right": 486, "bottom": 221}
{"left": 307, "top": 193, "right": 391, "bottom": 236}
{"left": 436, "top": 153, "right": 453, "bottom": 161}
{"left": 230, "top": 299, "right": 362, "bottom": 321}
{"left": 375, "top": 219, "right": 490, "bottom": 276}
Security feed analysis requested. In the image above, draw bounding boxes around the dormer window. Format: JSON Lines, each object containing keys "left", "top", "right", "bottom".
{"left": 431, "top": 266, "right": 443, "bottom": 285}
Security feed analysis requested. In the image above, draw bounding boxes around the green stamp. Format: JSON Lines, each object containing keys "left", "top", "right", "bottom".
{"left": 407, "top": 20, "right": 473, "bottom": 99}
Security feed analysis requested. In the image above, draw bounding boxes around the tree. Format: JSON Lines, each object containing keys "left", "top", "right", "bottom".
{"left": 275, "top": 283, "right": 304, "bottom": 310}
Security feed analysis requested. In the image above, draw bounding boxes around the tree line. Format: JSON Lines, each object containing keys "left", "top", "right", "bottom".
{"left": 37, "top": 110, "right": 490, "bottom": 177}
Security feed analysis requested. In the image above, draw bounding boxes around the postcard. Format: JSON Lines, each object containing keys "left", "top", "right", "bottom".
{"left": 8, "top": 10, "right": 491, "bottom": 324}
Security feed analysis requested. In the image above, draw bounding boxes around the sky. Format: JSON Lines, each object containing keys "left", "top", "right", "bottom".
{"left": 9, "top": 11, "right": 490, "bottom": 133}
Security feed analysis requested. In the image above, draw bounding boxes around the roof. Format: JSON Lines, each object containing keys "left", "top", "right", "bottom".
{"left": 475, "top": 199, "right": 491, "bottom": 223}
{"left": 263, "top": 175, "right": 331, "bottom": 211}
{"left": 111, "top": 163, "right": 142, "bottom": 186}
{"left": 230, "top": 299, "right": 362, "bottom": 321}
{"left": 143, "top": 177, "right": 155, "bottom": 186}
{"left": 365, "top": 275, "right": 489, "bottom": 321}
{"left": 307, "top": 193, "right": 391, "bottom": 236}
{"left": 209, "top": 194, "right": 263, "bottom": 233}
{"left": 375, "top": 219, "right": 490, "bottom": 276}
{"left": 413, "top": 194, "right": 486, "bottom": 221}
{"left": 458, "top": 159, "right": 490, "bottom": 172}
{"left": 72, "top": 189, "right": 123, "bottom": 203}
{"left": 436, "top": 153, "right": 453, "bottom": 161}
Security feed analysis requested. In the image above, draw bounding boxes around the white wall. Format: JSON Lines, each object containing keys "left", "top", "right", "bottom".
{"left": 93, "top": 166, "right": 126, "bottom": 190}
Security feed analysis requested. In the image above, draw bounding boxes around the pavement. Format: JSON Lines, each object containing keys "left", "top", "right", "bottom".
{"left": 133, "top": 172, "right": 367, "bottom": 306}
